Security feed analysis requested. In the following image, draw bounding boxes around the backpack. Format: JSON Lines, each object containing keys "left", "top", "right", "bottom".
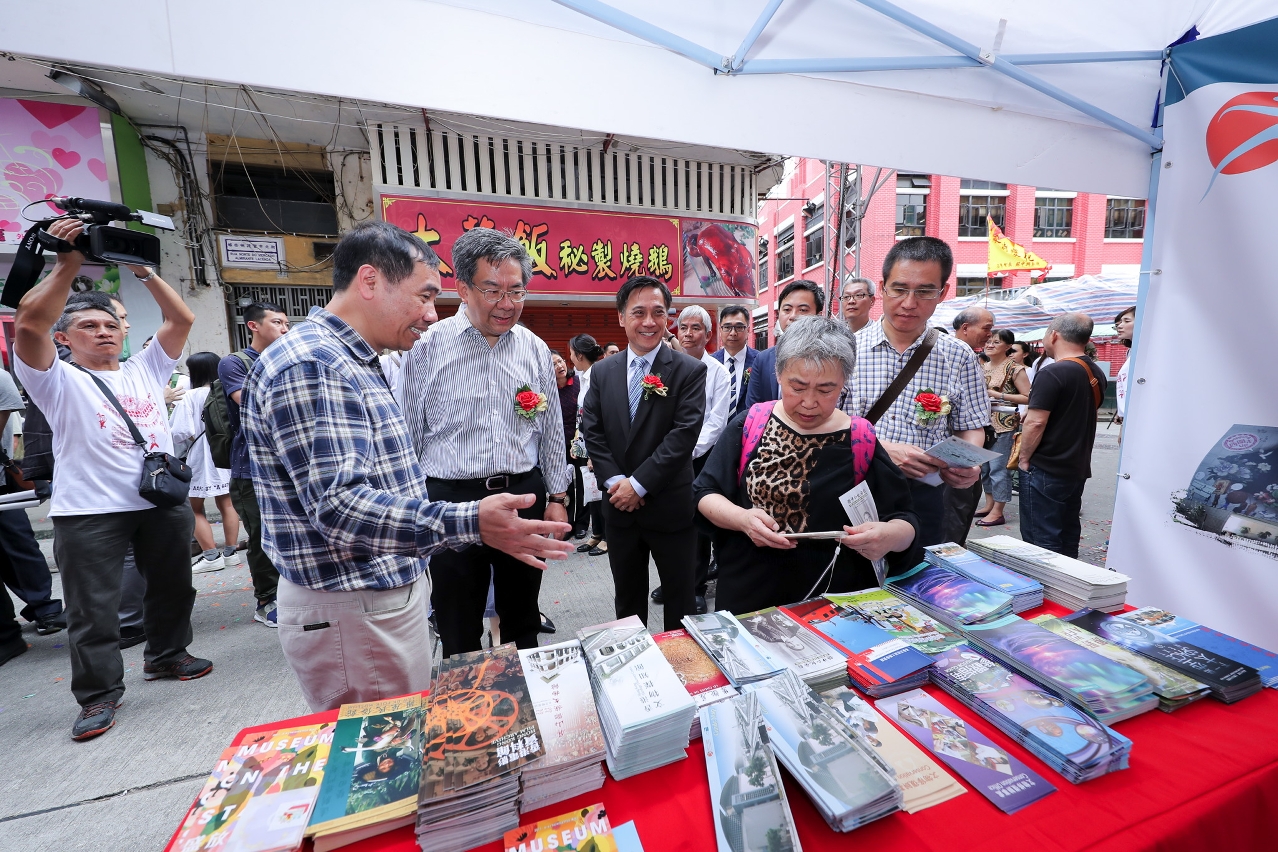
{"left": 737, "top": 400, "right": 878, "bottom": 484}
{"left": 204, "top": 351, "right": 253, "bottom": 470}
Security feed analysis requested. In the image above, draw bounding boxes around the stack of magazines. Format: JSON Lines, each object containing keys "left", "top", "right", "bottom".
{"left": 736, "top": 606, "right": 848, "bottom": 692}
{"left": 824, "top": 589, "right": 966, "bottom": 657}
{"left": 783, "top": 598, "right": 933, "bottom": 696}
{"left": 1063, "top": 609, "right": 1263, "bottom": 703}
{"left": 682, "top": 612, "right": 785, "bottom": 686}
{"left": 1118, "top": 607, "right": 1278, "bottom": 689}
{"left": 930, "top": 645, "right": 1132, "bottom": 783}
{"left": 962, "top": 615, "right": 1158, "bottom": 722}
{"left": 744, "top": 671, "right": 903, "bottom": 831}
{"left": 417, "top": 645, "right": 543, "bottom": 852}
{"left": 653, "top": 629, "right": 739, "bottom": 739}
{"left": 1029, "top": 615, "right": 1209, "bottom": 712}
{"left": 577, "top": 616, "right": 697, "bottom": 780}
{"left": 517, "top": 641, "right": 607, "bottom": 811}
{"left": 967, "top": 535, "right": 1128, "bottom": 611}
{"left": 700, "top": 692, "right": 803, "bottom": 852}
{"left": 886, "top": 562, "right": 1014, "bottom": 628}
{"left": 923, "top": 542, "right": 1044, "bottom": 612}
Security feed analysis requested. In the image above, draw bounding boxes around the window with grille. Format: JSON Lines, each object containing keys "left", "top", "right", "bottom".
{"left": 1034, "top": 196, "right": 1073, "bottom": 238}
{"left": 955, "top": 277, "right": 989, "bottom": 297}
{"left": 759, "top": 252, "right": 769, "bottom": 291}
{"left": 211, "top": 162, "right": 339, "bottom": 235}
{"left": 895, "top": 174, "right": 930, "bottom": 237}
{"left": 958, "top": 196, "right": 1005, "bottom": 237}
{"left": 803, "top": 205, "right": 824, "bottom": 269}
{"left": 775, "top": 224, "right": 795, "bottom": 282}
{"left": 1105, "top": 198, "right": 1145, "bottom": 239}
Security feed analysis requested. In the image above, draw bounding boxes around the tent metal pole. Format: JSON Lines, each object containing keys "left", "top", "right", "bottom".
{"left": 731, "top": 0, "right": 787, "bottom": 71}
{"left": 737, "top": 51, "right": 1163, "bottom": 74}
{"left": 547, "top": 0, "right": 724, "bottom": 70}
{"left": 852, "top": 0, "right": 1164, "bottom": 150}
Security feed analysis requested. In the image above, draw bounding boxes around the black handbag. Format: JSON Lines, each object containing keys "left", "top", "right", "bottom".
{"left": 73, "top": 365, "right": 193, "bottom": 508}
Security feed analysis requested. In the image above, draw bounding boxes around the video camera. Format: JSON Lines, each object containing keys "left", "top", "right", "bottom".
{"left": 0, "top": 197, "right": 177, "bottom": 309}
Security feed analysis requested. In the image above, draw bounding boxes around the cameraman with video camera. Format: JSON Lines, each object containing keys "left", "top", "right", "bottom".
{"left": 12, "top": 217, "right": 213, "bottom": 742}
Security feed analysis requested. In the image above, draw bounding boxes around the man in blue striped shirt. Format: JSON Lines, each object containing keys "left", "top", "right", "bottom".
{"left": 243, "top": 222, "right": 571, "bottom": 711}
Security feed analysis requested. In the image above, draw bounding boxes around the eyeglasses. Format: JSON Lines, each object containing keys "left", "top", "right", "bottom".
{"left": 842, "top": 293, "right": 872, "bottom": 302}
{"left": 472, "top": 287, "right": 529, "bottom": 304}
{"left": 884, "top": 285, "right": 943, "bottom": 301}
{"left": 721, "top": 323, "right": 748, "bottom": 332}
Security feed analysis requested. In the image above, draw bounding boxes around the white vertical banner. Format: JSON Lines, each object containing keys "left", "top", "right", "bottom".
{"left": 1110, "top": 32, "right": 1278, "bottom": 650}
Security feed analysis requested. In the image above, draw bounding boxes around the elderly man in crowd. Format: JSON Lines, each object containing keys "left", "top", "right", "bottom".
{"left": 839, "top": 276, "right": 876, "bottom": 333}
{"left": 942, "top": 305, "right": 996, "bottom": 544}
{"left": 843, "top": 237, "right": 990, "bottom": 547}
{"left": 399, "top": 227, "right": 571, "bottom": 656}
{"left": 243, "top": 221, "right": 571, "bottom": 711}
{"left": 744, "top": 279, "right": 824, "bottom": 407}
{"left": 13, "top": 218, "right": 210, "bottom": 741}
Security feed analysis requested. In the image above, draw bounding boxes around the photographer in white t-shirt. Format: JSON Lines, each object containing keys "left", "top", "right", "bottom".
{"left": 12, "top": 218, "right": 213, "bottom": 743}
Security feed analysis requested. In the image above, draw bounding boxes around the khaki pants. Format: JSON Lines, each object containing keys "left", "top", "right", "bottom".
{"left": 276, "top": 573, "right": 432, "bottom": 711}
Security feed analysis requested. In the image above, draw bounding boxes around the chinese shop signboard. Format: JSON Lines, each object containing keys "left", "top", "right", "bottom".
{"left": 379, "top": 193, "right": 758, "bottom": 301}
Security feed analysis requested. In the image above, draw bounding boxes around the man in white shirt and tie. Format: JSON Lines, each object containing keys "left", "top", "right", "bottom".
{"left": 711, "top": 305, "right": 760, "bottom": 418}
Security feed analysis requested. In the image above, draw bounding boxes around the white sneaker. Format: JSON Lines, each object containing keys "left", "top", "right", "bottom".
{"left": 192, "top": 550, "right": 225, "bottom": 574}
{"left": 222, "top": 546, "right": 242, "bottom": 568}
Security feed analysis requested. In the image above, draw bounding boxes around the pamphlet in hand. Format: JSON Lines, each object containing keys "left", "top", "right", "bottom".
{"left": 924, "top": 436, "right": 1003, "bottom": 469}
{"left": 839, "top": 481, "right": 888, "bottom": 584}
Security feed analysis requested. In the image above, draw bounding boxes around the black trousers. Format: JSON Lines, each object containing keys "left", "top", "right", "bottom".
{"left": 605, "top": 518, "right": 696, "bottom": 632}
{"left": 0, "top": 569, "right": 21, "bottom": 651}
{"left": 53, "top": 505, "right": 197, "bottom": 706}
{"left": 427, "top": 471, "right": 547, "bottom": 658}
{"left": 0, "top": 506, "right": 61, "bottom": 621}
{"left": 942, "top": 481, "right": 983, "bottom": 546}
{"left": 692, "top": 453, "right": 712, "bottom": 596}
{"left": 908, "top": 478, "right": 948, "bottom": 548}
{"left": 230, "top": 477, "right": 279, "bottom": 605}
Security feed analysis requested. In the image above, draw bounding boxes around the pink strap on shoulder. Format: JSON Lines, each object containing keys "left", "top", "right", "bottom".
{"left": 738, "top": 401, "right": 777, "bottom": 480}
{"left": 847, "top": 416, "right": 877, "bottom": 485}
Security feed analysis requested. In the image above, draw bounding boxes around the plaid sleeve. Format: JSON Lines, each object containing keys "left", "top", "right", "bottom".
{"left": 262, "top": 361, "right": 480, "bottom": 562}
{"left": 949, "top": 345, "right": 994, "bottom": 434}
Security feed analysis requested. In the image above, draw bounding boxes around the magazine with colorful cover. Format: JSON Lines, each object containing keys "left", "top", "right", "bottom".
{"left": 923, "top": 543, "right": 1042, "bottom": 596}
{"left": 735, "top": 607, "right": 844, "bottom": 681}
{"left": 502, "top": 803, "right": 618, "bottom": 852}
{"left": 653, "top": 629, "right": 739, "bottom": 712}
{"left": 173, "top": 724, "right": 333, "bottom": 852}
{"left": 818, "top": 686, "right": 966, "bottom": 813}
{"left": 782, "top": 598, "right": 933, "bottom": 688}
{"left": 308, "top": 695, "right": 423, "bottom": 842}
{"left": 1118, "top": 607, "right": 1278, "bottom": 689}
{"left": 876, "top": 689, "right": 1056, "bottom": 814}
{"left": 823, "top": 589, "right": 965, "bottom": 656}
{"left": 518, "top": 641, "right": 607, "bottom": 766}
{"left": 701, "top": 693, "right": 803, "bottom": 852}
{"left": 682, "top": 612, "right": 783, "bottom": 685}
{"left": 886, "top": 562, "right": 1014, "bottom": 626}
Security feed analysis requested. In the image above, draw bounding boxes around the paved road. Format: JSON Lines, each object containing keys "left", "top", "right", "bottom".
{"left": 0, "top": 426, "right": 1121, "bottom": 851}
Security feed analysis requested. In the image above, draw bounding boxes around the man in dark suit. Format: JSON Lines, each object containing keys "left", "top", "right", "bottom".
{"left": 711, "top": 304, "right": 761, "bottom": 418}
{"left": 743, "top": 279, "right": 823, "bottom": 408}
{"left": 582, "top": 276, "right": 707, "bottom": 630}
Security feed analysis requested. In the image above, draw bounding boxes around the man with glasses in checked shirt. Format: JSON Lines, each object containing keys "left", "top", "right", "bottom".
{"left": 842, "top": 237, "right": 990, "bottom": 546}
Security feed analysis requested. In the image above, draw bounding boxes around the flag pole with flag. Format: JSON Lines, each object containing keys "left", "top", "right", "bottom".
{"left": 987, "top": 216, "right": 1051, "bottom": 284}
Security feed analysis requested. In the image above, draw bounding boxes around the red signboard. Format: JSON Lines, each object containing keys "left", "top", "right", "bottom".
{"left": 379, "top": 193, "right": 757, "bottom": 301}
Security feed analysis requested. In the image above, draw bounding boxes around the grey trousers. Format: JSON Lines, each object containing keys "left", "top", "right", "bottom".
{"left": 53, "top": 505, "right": 197, "bottom": 706}
{"left": 276, "top": 573, "right": 432, "bottom": 712}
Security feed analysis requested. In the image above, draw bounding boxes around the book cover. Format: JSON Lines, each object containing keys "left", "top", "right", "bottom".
{"left": 923, "top": 543, "right": 1041, "bottom": 595}
{"left": 1119, "top": 607, "right": 1278, "bottom": 689}
{"left": 308, "top": 695, "right": 423, "bottom": 838}
{"left": 886, "top": 563, "right": 1013, "bottom": 625}
{"left": 653, "top": 629, "right": 738, "bottom": 710}
{"left": 682, "top": 612, "right": 782, "bottom": 685}
{"left": 823, "top": 589, "right": 965, "bottom": 656}
{"left": 502, "top": 802, "right": 617, "bottom": 852}
{"left": 783, "top": 598, "right": 933, "bottom": 687}
{"left": 172, "top": 724, "right": 333, "bottom": 852}
{"left": 578, "top": 616, "right": 695, "bottom": 725}
{"left": 735, "top": 607, "right": 843, "bottom": 680}
{"left": 519, "top": 642, "right": 607, "bottom": 766}
{"left": 877, "top": 689, "right": 1055, "bottom": 814}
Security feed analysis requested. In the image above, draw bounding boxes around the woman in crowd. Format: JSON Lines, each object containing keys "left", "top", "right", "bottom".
{"left": 169, "top": 351, "right": 241, "bottom": 572}
{"left": 568, "top": 334, "right": 608, "bottom": 556}
{"left": 693, "top": 316, "right": 920, "bottom": 613}
{"left": 975, "top": 329, "right": 1032, "bottom": 526}
{"left": 1113, "top": 306, "right": 1136, "bottom": 429}
{"left": 551, "top": 351, "right": 578, "bottom": 456}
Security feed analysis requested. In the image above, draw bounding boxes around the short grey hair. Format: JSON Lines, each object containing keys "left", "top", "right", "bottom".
{"left": 952, "top": 307, "right": 994, "bottom": 330}
{"left": 452, "top": 227, "right": 533, "bottom": 288}
{"left": 774, "top": 315, "right": 857, "bottom": 382}
{"left": 842, "top": 276, "right": 875, "bottom": 298}
{"left": 53, "top": 304, "right": 119, "bottom": 335}
{"left": 678, "top": 304, "right": 712, "bottom": 330}
{"left": 1047, "top": 312, "right": 1094, "bottom": 345}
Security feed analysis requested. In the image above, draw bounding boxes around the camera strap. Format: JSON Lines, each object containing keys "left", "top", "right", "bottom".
{"left": 0, "top": 220, "right": 56, "bottom": 310}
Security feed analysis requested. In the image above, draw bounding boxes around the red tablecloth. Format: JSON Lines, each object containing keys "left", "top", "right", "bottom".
{"left": 166, "top": 603, "right": 1278, "bottom": 852}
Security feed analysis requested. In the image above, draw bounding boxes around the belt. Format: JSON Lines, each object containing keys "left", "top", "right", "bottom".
{"left": 427, "top": 468, "right": 540, "bottom": 492}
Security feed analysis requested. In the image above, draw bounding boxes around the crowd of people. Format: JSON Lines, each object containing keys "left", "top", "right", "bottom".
{"left": 0, "top": 218, "right": 1128, "bottom": 744}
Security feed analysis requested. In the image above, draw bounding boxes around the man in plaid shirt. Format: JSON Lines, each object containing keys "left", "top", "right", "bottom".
{"left": 242, "top": 221, "right": 573, "bottom": 711}
{"left": 843, "top": 237, "right": 990, "bottom": 546}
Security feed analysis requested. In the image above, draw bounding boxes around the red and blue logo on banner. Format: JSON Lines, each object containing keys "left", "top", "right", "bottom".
{"left": 1204, "top": 91, "right": 1278, "bottom": 192}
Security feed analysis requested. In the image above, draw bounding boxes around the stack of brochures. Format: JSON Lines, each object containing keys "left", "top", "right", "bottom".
{"left": 682, "top": 611, "right": 786, "bottom": 687}
{"left": 736, "top": 606, "right": 848, "bottom": 692}
{"left": 924, "top": 542, "right": 1044, "bottom": 612}
{"left": 1118, "top": 607, "right": 1278, "bottom": 689}
{"left": 745, "top": 671, "right": 903, "bottom": 832}
{"left": 962, "top": 615, "right": 1158, "bottom": 722}
{"left": 783, "top": 598, "right": 934, "bottom": 696}
{"left": 824, "top": 590, "right": 966, "bottom": 657}
{"left": 516, "top": 641, "right": 607, "bottom": 811}
{"left": 886, "top": 563, "right": 1014, "bottom": 628}
{"left": 1064, "top": 609, "right": 1263, "bottom": 703}
{"left": 700, "top": 692, "right": 803, "bottom": 852}
{"left": 417, "top": 645, "right": 544, "bottom": 852}
{"left": 653, "top": 629, "right": 739, "bottom": 739}
{"left": 818, "top": 686, "right": 966, "bottom": 813}
{"left": 1029, "top": 615, "right": 1209, "bottom": 712}
{"left": 930, "top": 645, "right": 1132, "bottom": 783}
{"left": 577, "top": 616, "right": 697, "bottom": 780}
{"left": 967, "top": 535, "right": 1128, "bottom": 611}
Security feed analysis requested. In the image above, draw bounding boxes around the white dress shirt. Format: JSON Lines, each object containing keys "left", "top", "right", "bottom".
{"left": 695, "top": 352, "right": 731, "bottom": 458}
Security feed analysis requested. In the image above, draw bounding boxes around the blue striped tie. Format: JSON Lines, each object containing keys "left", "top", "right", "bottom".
{"left": 628, "top": 356, "right": 648, "bottom": 420}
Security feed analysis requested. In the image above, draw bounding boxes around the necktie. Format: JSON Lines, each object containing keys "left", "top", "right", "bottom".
{"left": 727, "top": 355, "right": 738, "bottom": 409}
{"left": 628, "top": 357, "right": 648, "bottom": 420}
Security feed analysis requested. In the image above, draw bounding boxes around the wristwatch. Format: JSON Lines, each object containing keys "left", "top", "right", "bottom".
{"left": 546, "top": 494, "right": 569, "bottom": 505}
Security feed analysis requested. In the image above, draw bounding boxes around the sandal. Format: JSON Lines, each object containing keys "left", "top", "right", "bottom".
{"left": 577, "top": 536, "right": 602, "bottom": 553}
{"left": 975, "top": 517, "right": 1006, "bottom": 527}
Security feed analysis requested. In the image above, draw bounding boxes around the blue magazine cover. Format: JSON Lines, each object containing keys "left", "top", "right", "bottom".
{"left": 1119, "top": 607, "right": 1278, "bottom": 689}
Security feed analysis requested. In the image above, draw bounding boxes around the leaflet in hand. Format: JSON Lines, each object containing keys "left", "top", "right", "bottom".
{"left": 839, "top": 481, "right": 888, "bottom": 584}
{"left": 924, "top": 436, "right": 1003, "bottom": 468}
